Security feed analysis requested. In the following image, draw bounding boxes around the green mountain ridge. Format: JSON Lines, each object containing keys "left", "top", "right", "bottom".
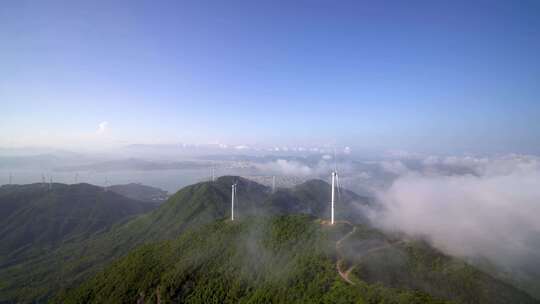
{"left": 54, "top": 215, "right": 538, "bottom": 304}
{"left": 266, "top": 179, "right": 373, "bottom": 223}
{"left": 1, "top": 176, "right": 281, "bottom": 302}
{"left": 0, "top": 183, "right": 157, "bottom": 268}
{"left": 0, "top": 177, "right": 538, "bottom": 303}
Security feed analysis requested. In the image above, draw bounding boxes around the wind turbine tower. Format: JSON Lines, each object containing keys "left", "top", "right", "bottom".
{"left": 331, "top": 171, "right": 336, "bottom": 225}
{"left": 272, "top": 175, "right": 276, "bottom": 193}
{"left": 211, "top": 167, "right": 215, "bottom": 182}
{"left": 231, "top": 183, "right": 237, "bottom": 221}
{"left": 330, "top": 148, "right": 340, "bottom": 225}
{"left": 9, "top": 172, "right": 12, "bottom": 185}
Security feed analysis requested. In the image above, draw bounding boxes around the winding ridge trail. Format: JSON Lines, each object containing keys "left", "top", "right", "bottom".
{"left": 334, "top": 221, "right": 357, "bottom": 285}
{"left": 332, "top": 220, "right": 407, "bottom": 285}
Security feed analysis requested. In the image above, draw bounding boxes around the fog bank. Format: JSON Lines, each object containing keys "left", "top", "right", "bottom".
{"left": 372, "top": 155, "right": 540, "bottom": 277}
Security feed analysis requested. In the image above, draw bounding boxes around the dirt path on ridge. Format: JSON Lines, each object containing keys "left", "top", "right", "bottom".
{"left": 334, "top": 221, "right": 356, "bottom": 284}
{"left": 332, "top": 220, "right": 406, "bottom": 285}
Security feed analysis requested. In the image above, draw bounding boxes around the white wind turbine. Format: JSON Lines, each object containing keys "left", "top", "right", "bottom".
{"left": 231, "top": 182, "right": 237, "bottom": 221}
{"left": 331, "top": 171, "right": 336, "bottom": 224}
{"left": 330, "top": 149, "right": 342, "bottom": 225}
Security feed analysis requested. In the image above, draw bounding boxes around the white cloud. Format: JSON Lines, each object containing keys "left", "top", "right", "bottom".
{"left": 371, "top": 155, "right": 540, "bottom": 275}
{"left": 384, "top": 149, "right": 422, "bottom": 159}
{"left": 358, "top": 171, "right": 371, "bottom": 179}
{"left": 97, "top": 121, "right": 109, "bottom": 134}
{"left": 255, "top": 159, "right": 313, "bottom": 176}
{"left": 420, "top": 154, "right": 539, "bottom": 177}
{"left": 379, "top": 160, "right": 409, "bottom": 175}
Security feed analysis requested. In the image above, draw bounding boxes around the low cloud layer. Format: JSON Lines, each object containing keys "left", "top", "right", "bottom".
{"left": 254, "top": 159, "right": 318, "bottom": 176}
{"left": 371, "top": 155, "right": 540, "bottom": 278}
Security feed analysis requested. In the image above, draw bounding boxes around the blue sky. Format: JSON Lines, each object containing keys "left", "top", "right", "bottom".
{"left": 1, "top": 0, "right": 539, "bottom": 154}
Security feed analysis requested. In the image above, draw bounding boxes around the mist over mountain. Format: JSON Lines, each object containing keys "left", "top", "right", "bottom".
{"left": 0, "top": 175, "right": 538, "bottom": 303}
{"left": 369, "top": 154, "right": 540, "bottom": 298}
{"left": 54, "top": 215, "right": 537, "bottom": 304}
{"left": 2, "top": 1, "right": 540, "bottom": 303}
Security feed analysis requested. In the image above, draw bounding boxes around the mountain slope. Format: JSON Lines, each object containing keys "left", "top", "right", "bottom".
{"left": 0, "top": 176, "right": 271, "bottom": 302}
{"left": 1, "top": 177, "right": 536, "bottom": 303}
{"left": 340, "top": 225, "right": 537, "bottom": 304}
{"left": 264, "top": 179, "right": 372, "bottom": 223}
{"left": 0, "top": 183, "right": 156, "bottom": 267}
{"left": 54, "top": 215, "right": 537, "bottom": 304}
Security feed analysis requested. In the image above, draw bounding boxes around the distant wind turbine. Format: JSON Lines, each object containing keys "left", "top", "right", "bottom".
{"left": 231, "top": 183, "right": 237, "bottom": 221}
{"left": 104, "top": 176, "right": 110, "bottom": 191}
{"left": 331, "top": 171, "right": 336, "bottom": 224}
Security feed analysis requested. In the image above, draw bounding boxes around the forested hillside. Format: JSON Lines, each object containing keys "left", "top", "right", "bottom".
{"left": 0, "top": 178, "right": 537, "bottom": 303}
{"left": 0, "top": 183, "right": 156, "bottom": 267}
{"left": 55, "top": 215, "right": 537, "bottom": 304}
